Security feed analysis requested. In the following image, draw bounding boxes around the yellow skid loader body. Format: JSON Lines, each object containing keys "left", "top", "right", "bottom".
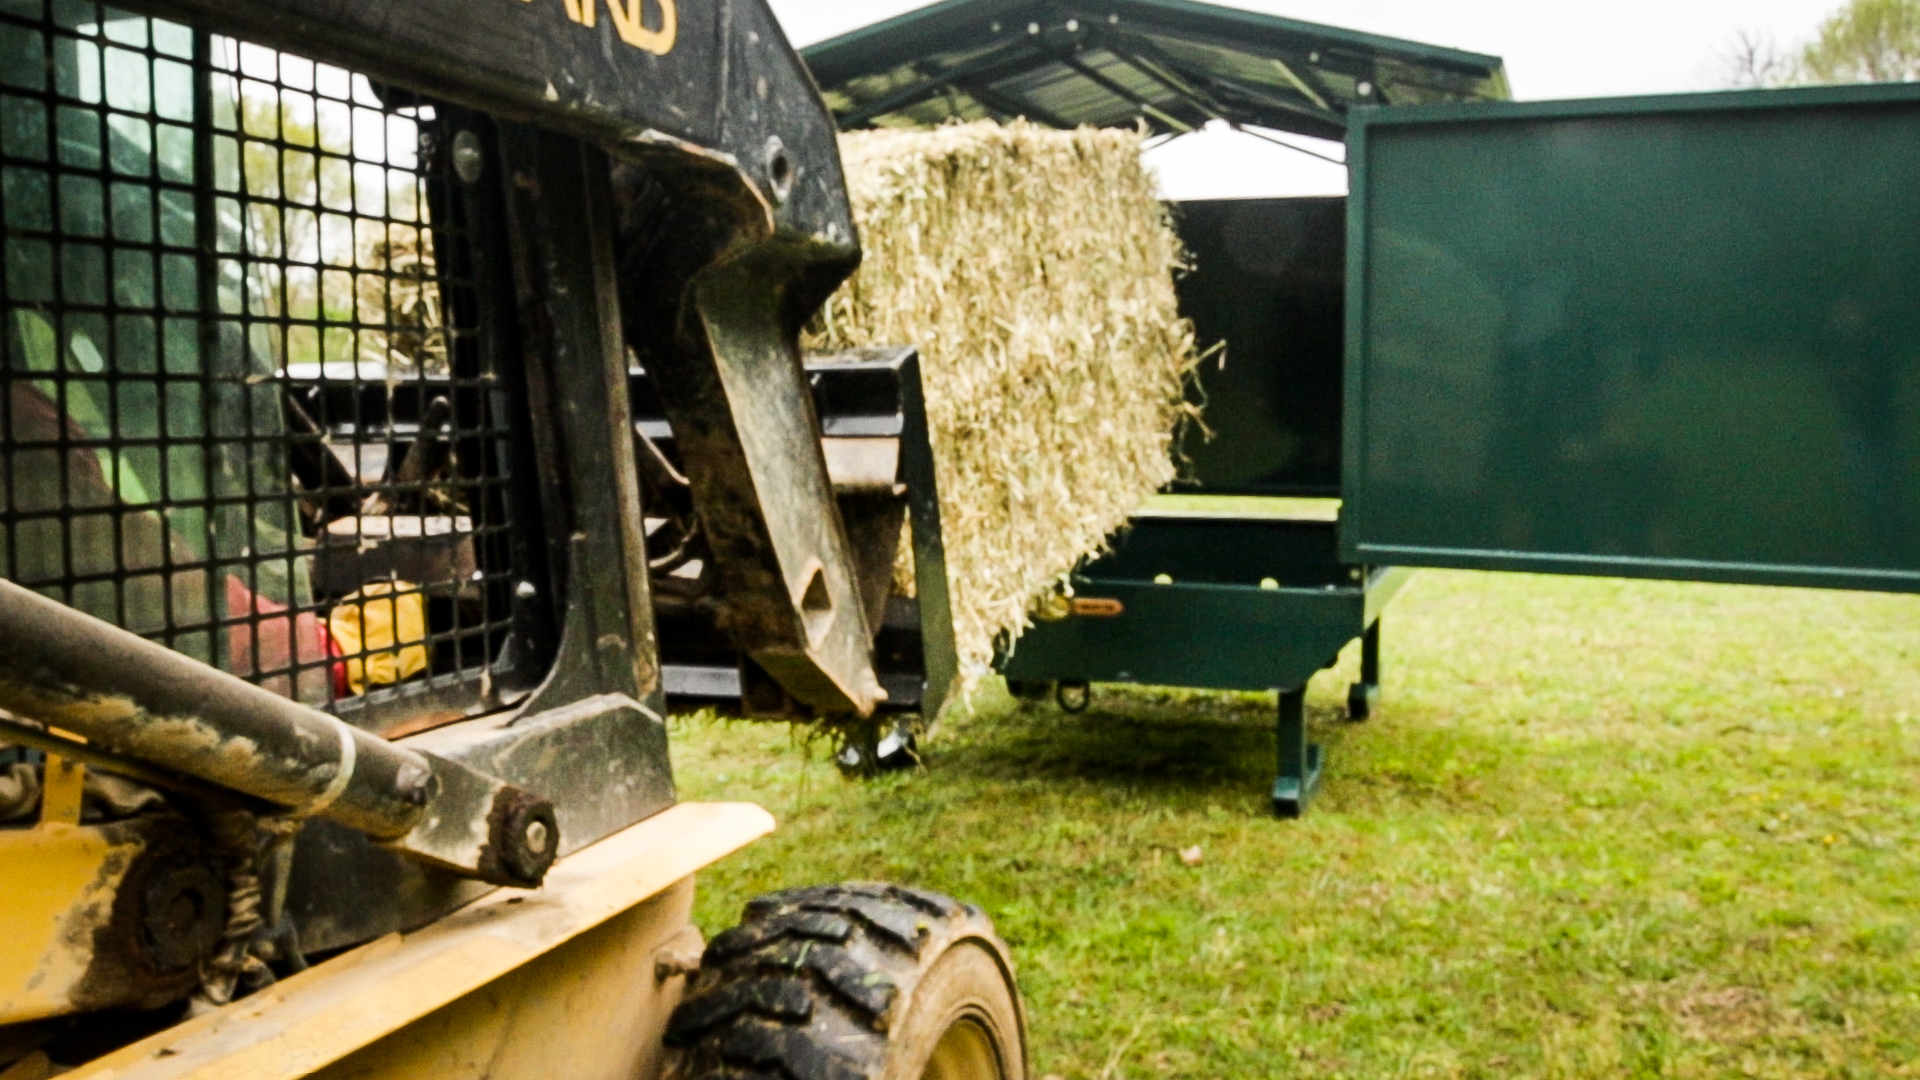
{"left": 56, "top": 803, "right": 771, "bottom": 1080}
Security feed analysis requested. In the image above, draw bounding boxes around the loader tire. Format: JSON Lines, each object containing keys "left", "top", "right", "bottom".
{"left": 667, "top": 883, "right": 1027, "bottom": 1080}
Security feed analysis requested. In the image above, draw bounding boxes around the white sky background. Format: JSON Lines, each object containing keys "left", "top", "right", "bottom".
{"left": 767, "top": 0, "right": 1848, "bottom": 198}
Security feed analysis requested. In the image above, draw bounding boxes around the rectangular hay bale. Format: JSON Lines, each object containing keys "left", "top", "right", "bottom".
{"left": 807, "top": 121, "right": 1205, "bottom": 687}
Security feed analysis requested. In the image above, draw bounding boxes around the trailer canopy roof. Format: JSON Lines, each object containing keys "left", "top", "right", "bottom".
{"left": 801, "top": 0, "right": 1510, "bottom": 140}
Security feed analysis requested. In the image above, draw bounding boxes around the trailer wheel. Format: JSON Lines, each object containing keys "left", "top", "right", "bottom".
{"left": 667, "top": 883, "right": 1027, "bottom": 1080}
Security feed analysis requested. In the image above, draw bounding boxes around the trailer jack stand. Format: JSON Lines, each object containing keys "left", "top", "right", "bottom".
{"left": 1347, "top": 619, "right": 1382, "bottom": 721}
{"left": 1272, "top": 687, "right": 1322, "bottom": 819}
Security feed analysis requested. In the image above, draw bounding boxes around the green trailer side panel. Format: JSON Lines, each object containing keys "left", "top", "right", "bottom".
{"left": 1001, "top": 580, "right": 1361, "bottom": 692}
{"left": 999, "top": 514, "right": 1409, "bottom": 692}
{"left": 1345, "top": 84, "right": 1920, "bottom": 592}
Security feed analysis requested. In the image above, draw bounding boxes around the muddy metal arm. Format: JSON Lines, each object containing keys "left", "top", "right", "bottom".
{"left": 0, "top": 580, "right": 557, "bottom": 887}
{"left": 130, "top": 0, "right": 889, "bottom": 716}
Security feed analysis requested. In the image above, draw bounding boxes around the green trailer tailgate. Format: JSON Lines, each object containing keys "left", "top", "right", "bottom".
{"left": 1344, "top": 83, "right": 1920, "bottom": 592}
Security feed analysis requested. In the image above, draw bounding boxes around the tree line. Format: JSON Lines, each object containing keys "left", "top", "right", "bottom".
{"left": 1728, "top": 0, "right": 1919, "bottom": 86}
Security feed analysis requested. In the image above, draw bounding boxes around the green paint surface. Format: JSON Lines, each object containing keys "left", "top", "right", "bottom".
{"left": 1348, "top": 85, "right": 1920, "bottom": 592}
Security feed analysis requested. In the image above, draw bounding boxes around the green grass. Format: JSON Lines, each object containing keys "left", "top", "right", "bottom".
{"left": 668, "top": 571, "right": 1920, "bottom": 1079}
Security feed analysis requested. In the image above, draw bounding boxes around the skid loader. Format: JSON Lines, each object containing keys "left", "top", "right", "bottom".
{"left": 0, "top": 0, "right": 1018, "bottom": 1077}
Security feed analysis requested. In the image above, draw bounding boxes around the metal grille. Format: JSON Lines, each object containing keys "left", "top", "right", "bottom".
{"left": 0, "top": 3, "right": 528, "bottom": 723}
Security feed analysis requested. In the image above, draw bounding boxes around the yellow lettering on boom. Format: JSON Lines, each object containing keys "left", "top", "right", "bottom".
{"left": 520, "top": 0, "right": 678, "bottom": 56}
{"left": 605, "top": 0, "right": 676, "bottom": 54}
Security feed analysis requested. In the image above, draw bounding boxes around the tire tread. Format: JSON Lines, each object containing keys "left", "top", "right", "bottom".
{"left": 672, "top": 883, "right": 999, "bottom": 1080}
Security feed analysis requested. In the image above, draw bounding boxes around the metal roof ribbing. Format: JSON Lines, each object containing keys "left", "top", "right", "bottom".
{"left": 802, "top": 0, "right": 1509, "bottom": 138}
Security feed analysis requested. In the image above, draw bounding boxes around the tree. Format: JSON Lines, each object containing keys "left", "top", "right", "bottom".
{"left": 1722, "top": 30, "right": 1796, "bottom": 88}
{"left": 1800, "top": 0, "right": 1920, "bottom": 83}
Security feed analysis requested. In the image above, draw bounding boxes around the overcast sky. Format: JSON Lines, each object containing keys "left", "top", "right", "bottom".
{"left": 768, "top": 0, "right": 1849, "bottom": 198}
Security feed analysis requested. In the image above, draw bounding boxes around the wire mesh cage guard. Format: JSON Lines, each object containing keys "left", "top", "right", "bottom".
{"left": 0, "top": 1, "right": 543, "bottom": 731}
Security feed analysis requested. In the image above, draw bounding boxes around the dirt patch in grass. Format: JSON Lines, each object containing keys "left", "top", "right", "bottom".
{"left": 1670, "top": 984, "right": 1776, "bottom": 1043}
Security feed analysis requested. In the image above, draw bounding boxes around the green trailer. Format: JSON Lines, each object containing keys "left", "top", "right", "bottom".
{"left": 998, "top": 195, "right": 1409, "bottom": 817}
{"left": 1026, "top": 79, "right": 1920, "bottom": 815}
{"left": 808, "top": 0, "right": 1920, "bottom": 817}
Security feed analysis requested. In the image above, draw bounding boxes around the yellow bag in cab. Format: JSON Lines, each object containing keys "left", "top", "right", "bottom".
{"left": 329, "top": 581, "right": 429, "bottom": 696}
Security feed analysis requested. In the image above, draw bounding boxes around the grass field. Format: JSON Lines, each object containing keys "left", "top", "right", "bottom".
{"left": 669, "top": 570, "right": 1920, "bottom": 1079}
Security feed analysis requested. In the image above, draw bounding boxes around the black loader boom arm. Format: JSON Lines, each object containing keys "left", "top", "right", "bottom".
{"left": 141, "top": 0, "right": 887, "bottom": 717}
{"left": 174, "top": 0, "right": 890, "bottom": 713}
